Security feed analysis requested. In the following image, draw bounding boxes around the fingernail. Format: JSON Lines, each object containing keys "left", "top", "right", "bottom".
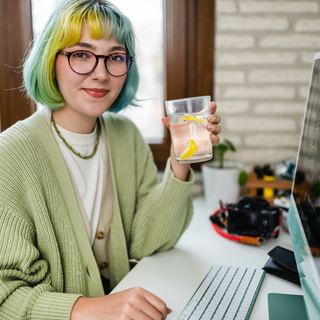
{"left": 167, "top": 308, "right": 173, "bottom": 314}
{"left": 208, "top": 124, "right": 214, "bottom": 130}
{"left": 207, "top": 115, "right": 214, "bottom": 121}
{"left": 212, "top": 135, "right": 220, "bottom": 145}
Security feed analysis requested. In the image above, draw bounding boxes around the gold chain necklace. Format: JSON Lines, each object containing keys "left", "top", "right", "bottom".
{"left": 51, "top": 113, "right": 101, "bottom": 160}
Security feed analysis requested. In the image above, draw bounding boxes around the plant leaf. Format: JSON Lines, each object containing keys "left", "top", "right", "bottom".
{"left": 225, "top": 139, "right": 236, "bottom": 152}
{"left": 214, "top": 143, "right": 228, "bottom": 154}
{"left": 238, "top": 170, "right": 248, "bottom": 186}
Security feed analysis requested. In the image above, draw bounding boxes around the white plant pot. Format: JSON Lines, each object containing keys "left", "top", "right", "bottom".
{"left": 201, "top": 160, "right": 243, "bottom": 209}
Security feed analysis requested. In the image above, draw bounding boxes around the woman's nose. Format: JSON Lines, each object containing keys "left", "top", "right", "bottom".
{"left": 90, "top": 58, "right": 110, "bottom": 81}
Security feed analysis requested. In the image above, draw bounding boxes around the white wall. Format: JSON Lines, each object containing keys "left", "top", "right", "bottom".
{"left": 215, "top": 0, "right": 320, "bottom": 171}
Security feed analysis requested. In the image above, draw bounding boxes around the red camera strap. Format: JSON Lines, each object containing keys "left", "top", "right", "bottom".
{"left": 210, "top": 206, "right": 281, "bottom": 246}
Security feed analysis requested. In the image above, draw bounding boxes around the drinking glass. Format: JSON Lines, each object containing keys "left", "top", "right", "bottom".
{"left": 165, "top": 96, "right": 213, "bottom": 163}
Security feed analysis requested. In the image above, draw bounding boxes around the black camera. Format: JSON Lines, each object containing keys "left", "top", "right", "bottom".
{"left": 227, "top": 197, "right": 282, "bottom": 239}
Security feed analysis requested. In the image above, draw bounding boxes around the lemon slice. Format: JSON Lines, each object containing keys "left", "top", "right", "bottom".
{"left": 179, "top": 139, "right": 197, "bottom": 160}
{"left": 182, "top": 115, "right": 206, "bottom": 125}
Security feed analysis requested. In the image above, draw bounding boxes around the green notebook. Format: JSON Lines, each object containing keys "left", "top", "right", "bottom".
{"left": 268, "top": 293, "right": 308, "bottom": 320}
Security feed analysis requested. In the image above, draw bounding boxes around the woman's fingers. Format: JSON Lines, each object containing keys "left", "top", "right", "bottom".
{"left": 111, "top": 287, "right": 169, "bottom": 320}
{"left": 207, "top": 101, "right": 221, "bottom": 146}
{"left": 142, "top": 289, "right": 170, "bottom": 319}
{"left": 71, "top": 287, "right": 170, "bottom": 320}
{"left": 162, "top": 117, "right": 170, "bottom": 128}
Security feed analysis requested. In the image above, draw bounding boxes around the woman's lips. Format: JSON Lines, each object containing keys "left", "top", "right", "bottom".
{"left": 83, "top": 88, "right": 109, "bottom": 98}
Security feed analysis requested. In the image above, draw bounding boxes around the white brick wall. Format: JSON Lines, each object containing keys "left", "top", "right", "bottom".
{"left": 260, "top": 35, "right": 320, "bottom": 48}
{"left": 215, "top": 0, "right": 320, "bottom": 171}
{"left": 225, "top": 117, "right": 296, "bottom": 132}
{"left": 217, "top": 16, "right": 289, "bottom": 31}
{"left": 222, "top": 86, "right": 296, "bottom": 99}
{"left": 239, "top": 1, "right": 319, "bottom": 13}
{"left": 216, "top": 52, "right": 297, "bottom": 66}
{"left": 248, "top": 69, "right": 311, "bottom": 83}
{"left": 253, "top": 102, "right": 305, "bottom": 114}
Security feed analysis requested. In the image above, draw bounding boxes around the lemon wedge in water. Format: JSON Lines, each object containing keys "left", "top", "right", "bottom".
{"left": 182, "top": 115, "right": 206, "bottom": 125}
{"left": 179, "top": 139, "right": 197, "bottom": 160}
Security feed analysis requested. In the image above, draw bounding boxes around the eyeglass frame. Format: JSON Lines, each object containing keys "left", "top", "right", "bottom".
{"left": 58, "top": 50, "right": 135, "bottom": 77}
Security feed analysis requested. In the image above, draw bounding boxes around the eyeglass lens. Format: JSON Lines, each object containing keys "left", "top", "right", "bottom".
{"left": 69, "top": 51, "right": 131, "bottom": 76}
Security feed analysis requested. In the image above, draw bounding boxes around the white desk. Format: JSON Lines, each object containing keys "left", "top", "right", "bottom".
{"left": 112, "top": 197, "right": 302, "bottom": 319}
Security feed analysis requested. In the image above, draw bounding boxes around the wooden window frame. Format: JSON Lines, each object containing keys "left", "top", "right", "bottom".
{"left": 0, "top": 0, "right": 214, "bottom": 171}
{"left": 151, "top": 0, "right": 215, "bottom": 170}
{"left": 0, "top": 0, "right": 35, "bottom": 132}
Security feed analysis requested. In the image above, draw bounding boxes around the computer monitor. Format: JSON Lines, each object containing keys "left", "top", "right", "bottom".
{"left": 289, "top": 52, "right": 320, "bottom": 319}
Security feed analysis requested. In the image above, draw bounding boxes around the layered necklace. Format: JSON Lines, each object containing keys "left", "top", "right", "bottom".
{"left": 51, "top": 113, "right": 101, "bottom": 160}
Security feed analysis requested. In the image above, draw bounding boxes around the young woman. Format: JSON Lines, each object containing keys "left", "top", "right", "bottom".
{"left": 0, "top": 0, "right": 221, "bottom": 319}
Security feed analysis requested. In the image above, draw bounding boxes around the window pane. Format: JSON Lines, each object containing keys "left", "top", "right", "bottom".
{"left": 116, "top": 0, "right": 164, "bottom": 141}
{"left": 31, "top": 0, "right": 164, "bottom": 141}
{"left": 31, "top": 0, "right": 63, "bottom": 114}
{"left": 31, "top": 0, "right": 62, "bottom": 39}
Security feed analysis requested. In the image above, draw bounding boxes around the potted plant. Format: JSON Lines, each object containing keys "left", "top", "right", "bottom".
{"left": 201, "top": 139, "right": 247, "bottom": 208}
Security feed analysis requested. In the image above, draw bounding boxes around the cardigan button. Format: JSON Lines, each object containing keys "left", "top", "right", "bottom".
{"left": 96, "top": 231, "right": 106, "bottom": 240}
{"left": 99, "top": 261, "right": 108, "bottom": 270}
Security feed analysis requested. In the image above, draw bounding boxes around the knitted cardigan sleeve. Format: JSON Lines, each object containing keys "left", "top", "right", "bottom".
{"left": 0, "top": 122, "right": 82, "bottom": 319}
{"left": 0, "top": 206, "right": 82, "bottom": 319}
{"left": 105, "top": 113, "right": 195, "bottom": 260}
{"left": 130, "top": 157, "right": 194, "bottom": 259}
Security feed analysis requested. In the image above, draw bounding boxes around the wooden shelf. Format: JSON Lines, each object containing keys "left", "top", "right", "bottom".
{"left": 246, "top": 173, "right": 292, "bottom": 202}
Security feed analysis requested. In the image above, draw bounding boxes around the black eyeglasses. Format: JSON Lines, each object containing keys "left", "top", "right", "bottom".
{"left": 59, "top": 50, "right": 135, "bottom": 77}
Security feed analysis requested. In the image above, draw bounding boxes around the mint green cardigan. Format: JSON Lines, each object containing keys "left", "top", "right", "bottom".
{"left": 0, "top": 112, "right": 194, "bottom": 319}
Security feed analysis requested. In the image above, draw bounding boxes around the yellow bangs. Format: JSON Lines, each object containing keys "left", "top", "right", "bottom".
{"left": 56, "top": 10, "right": 112, "bottom": 49}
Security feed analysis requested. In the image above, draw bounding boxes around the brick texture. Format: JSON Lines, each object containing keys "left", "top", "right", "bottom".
{"left": 215, "top": 0, "right": 320, "bottom": 171}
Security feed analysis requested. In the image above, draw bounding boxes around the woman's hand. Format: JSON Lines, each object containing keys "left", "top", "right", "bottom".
{"left": 207, "top": 101, "right": 221, "bottom": 146}
{"left": 162, "top": 101, "right": 221, "bottom": 181}
{"left": 71, "top": 287, "right": 172, "bottom": 320}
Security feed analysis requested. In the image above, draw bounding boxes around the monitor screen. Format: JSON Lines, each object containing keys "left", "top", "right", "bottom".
{"left": 290, "top": 53, "right": 320, "bottom": 319}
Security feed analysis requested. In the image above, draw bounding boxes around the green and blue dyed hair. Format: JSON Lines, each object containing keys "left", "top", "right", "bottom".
{"left": 23, "top": 0, "right": 139, "bottom": 112}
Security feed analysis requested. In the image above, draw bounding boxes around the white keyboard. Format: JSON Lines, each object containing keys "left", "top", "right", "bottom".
{"left": 177, "top": 266, "right": 265, "bottom": 320}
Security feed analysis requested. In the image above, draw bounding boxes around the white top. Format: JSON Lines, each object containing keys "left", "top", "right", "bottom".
{"left": 51, "top": 120, "right": 104, "bottom": 246}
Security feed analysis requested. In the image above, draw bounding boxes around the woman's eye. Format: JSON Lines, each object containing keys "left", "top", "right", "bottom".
{"left": 72, "top": 51, "right": 92, "bottom": 59}
{"left": 109, "top": 54, "right": 126, "bottom": 62}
